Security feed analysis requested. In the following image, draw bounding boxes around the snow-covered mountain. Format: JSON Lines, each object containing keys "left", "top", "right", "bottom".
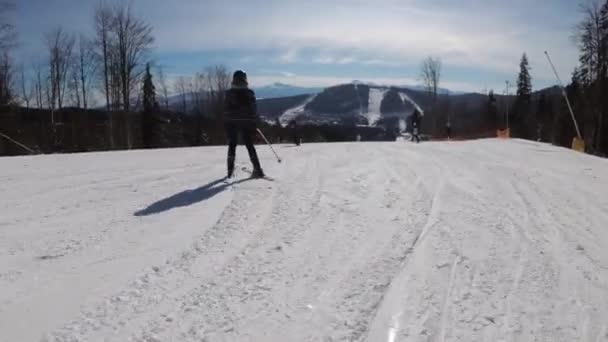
{"left": 257, "top": 83, "right": 430, "bottom": 126}
{"left": 2, "top": 139, "right": 607, "bottom": 341}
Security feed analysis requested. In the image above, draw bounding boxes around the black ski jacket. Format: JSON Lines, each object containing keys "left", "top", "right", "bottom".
{"left": 224, "top": 87, "right": 258, "bottom": 124}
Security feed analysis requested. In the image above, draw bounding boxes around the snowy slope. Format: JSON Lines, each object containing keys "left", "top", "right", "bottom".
{"left": 279, "top": 95, "right": 315, "bottom": 125}
{"left": 399, "top": 91, "right": 424, "bottom": 116}
{"left": 1, "top": 140, "right": 608, "bottom": 342}
{"left": 366, "top": 88, "right": 387, "bottom": 125}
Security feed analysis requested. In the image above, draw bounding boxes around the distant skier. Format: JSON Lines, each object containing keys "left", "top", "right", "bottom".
{"left": 446, "top": 122, "right": 452, "bottom": 140}
{"left": 224, "top": 70, "right": 264, "bottom": 178}
{"left": 411, "top": 109, "right": 421, "bottom": 143}
{"left": 289, "top": 119, "right": 300, "bottom": 146}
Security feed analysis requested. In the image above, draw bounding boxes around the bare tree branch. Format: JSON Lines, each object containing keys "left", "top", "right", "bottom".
{"left": 420, "top": 56, "right": 442, "bottom": 101}
{"left": 156, "top": 65, "right": 169, "bottom": 110}
{"left": 45, "top": 27, "right": 75, "bottom": 110}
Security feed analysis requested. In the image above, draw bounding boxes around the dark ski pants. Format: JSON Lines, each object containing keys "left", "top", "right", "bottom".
{"left": 225, "top": 123, "right": 262, "bottom": 171}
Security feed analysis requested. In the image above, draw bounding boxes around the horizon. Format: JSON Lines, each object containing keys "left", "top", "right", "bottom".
{"left": 16, "top": 0, "right": 582, "bottom": 95}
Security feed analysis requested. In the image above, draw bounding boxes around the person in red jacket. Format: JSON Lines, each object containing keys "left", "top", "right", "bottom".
{"left": 224, "top": 70, "right": 264, "bottom": 178}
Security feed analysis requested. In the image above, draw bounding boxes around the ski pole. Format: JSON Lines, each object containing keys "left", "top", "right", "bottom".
{"left": 257, "top": 128, "right": 282, "bottom": 163}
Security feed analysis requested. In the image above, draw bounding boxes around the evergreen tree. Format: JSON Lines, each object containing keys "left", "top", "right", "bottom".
{"left": 142, "top": 62, "right": 158, "bottom": 148}
{"left": 536, "top": 93, "right": 554, "bottom": 142}
{"left": 486, "top": 89, "right": 498, "bottom": 131}
{"left": 142, "top": 62, "right": 157, "bottom": 113}
{"left": 516, "top": 53, "right": 532, "bottom": 102}
{"left": 514, "top": 53, "right": 533, "bottom": 138}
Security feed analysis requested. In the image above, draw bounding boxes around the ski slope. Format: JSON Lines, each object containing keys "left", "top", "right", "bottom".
{"left": 279, "top": 95, "right": 314, "bottom": 125}
{"left": 1, "top": 139, "right": 608, "bottom": 342}
{"left": 366, "top": 88, "right": 387, "bottom": 125}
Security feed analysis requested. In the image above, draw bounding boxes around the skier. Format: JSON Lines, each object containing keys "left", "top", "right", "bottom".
{"left": 446, "top": 121, "right": 452, "bottom": 140}
{"left": 289, "top": 119, "right": 300, "bottom": 146}
{"left": 411, "top": 109, "right": 421, "bottom": 143}
{"left": 224, "top": 70, "right": 264, "bottom": 178}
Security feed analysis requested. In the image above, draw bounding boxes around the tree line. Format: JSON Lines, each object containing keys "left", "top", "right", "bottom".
{"left": 0, "top": 1, "right": 235, "bottom": 153}
{"left": 490, "top": 0, "right": 608, "bottom": 155}
{"left": 2, "top": 1, "right": 608, "bottom": 156}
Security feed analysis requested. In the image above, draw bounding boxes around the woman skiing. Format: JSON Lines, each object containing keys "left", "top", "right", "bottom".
{"left": 224, "top": 70, "right": 264, "bottom": 178}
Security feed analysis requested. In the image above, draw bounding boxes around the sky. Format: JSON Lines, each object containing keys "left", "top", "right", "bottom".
{"left": 15, "top": 0, "right": 584, "bottom": 93}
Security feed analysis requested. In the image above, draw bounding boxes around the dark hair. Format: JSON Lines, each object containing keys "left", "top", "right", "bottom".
{"left": 232, "top": 70, "right": 248, "bottom": 86}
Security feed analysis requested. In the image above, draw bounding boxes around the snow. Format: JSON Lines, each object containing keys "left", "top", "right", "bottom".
{"left": 279, "top": 95, "right": 315, "bottom": 125}
{"left": 1, "top": 139, "right": 608, "bottom": 341}
{"left": 366, "top": 88, "right": 387, "bottom": 126}
{"left": 399, "top": 91, "right": 424, "bottom": 116}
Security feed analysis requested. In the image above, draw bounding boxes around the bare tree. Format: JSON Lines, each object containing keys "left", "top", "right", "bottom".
{"left": 0, "top": 51, "right": 12, "bottom": 104}
{"left": 68, "top": 64, "right": 81, "bottom": 107}
{"left": 574, "top": 0, "right": 607, "bottom": 152}
{"left": 46, "top": 27, "right": 75, "bottom": 109}
{"left": 18, "top": 63, "right": 32, "bottom": 108}
{"left": 108, "top": 44, "right": 122, "bottom": 110}
{"left": 0, "top": 2, "right": 15, "bottom": 105}
{"left": 420, "top": 56, "right": 442, "bottom": 101}
{"left": 174, "top": 75, "right": 189, "bottom": 113}
{"left": 32, "top": 63, "right": 41, "bottom": 108}
{"left": 31, "top": 62, "right": 46, "bottom": 109}
{"left": 75, "top": 35, "right": 97, "bottom": 109}
{"left": 192, "top": 71, "right": 208, "bottom": 114}
{"left": 205, "top": 65, "right": 230, "bottom": 119}
{"left": 112, "top": 2, "right": 154, "bottom": 112}
{"left": 156, "top": 65, "right": 169, "bottom": 110}
{"left": 575, "top": 0, "right": 605, "bottom": 85}
{"left": 95, "top": 1, "right": 113, "bottom": 111}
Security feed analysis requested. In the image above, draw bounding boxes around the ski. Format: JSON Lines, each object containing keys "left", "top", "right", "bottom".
{"left": 240, "top": 167, "right": 275, "bottom": 181}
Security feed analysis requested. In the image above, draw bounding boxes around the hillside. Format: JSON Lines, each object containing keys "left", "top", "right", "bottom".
{"left": 1, "top": 139, "right": 607, "bottom": 341}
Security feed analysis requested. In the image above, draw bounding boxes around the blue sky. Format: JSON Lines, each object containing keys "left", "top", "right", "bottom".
{"left": 16, "top": 0, "right": 583, "bottom": 93}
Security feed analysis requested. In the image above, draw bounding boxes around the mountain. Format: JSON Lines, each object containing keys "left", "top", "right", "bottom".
{"left": 257, "top": 83, "right": 435, "bottom": 126}
{"left": 252, "top": 83, "right": 322, "bottom": 99}
{"left": 257, "top": 82, "right": 562, "bottom": 133}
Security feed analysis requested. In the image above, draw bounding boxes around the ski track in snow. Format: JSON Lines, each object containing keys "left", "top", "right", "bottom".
{"left": 1, "top": 140, "right": 608, "bottom": 341}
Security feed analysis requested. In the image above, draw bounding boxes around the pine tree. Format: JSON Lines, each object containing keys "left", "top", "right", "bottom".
{"left": 514, "top": 53, "right": 533, "bottom": 138}
{"left": 142, "top": 62, "right": 158, "bottom": 148}
{"left": 486, "top": 89, "right": 497, "bottom": 131}
{"left": 142, "top": 62, "right": 157, "bottom": 113}
{"left": 516, "top": 53, "right": 532, "bottom": 102}
{"left": 536, "top": 93, "right": 554, "bottom": 142}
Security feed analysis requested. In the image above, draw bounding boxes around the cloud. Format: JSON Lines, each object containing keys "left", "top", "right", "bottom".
{"left": 278, "top": 49, "right": 299, "bottom": 64}
{"left": 16, "top": 0, "right": 582, "bottom": 92}
{"left": 141, "top": 0, "right": 578, "bottom": 81}
{"left": 248, "top": 72, "right": 483, "bottom": 92}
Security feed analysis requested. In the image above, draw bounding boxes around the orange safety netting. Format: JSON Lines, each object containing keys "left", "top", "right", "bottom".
{"left": 496, "top": 129, "right": 510, "bottom": 139}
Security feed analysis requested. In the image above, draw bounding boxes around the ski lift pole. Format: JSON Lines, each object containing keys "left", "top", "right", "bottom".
{"left": 544, "top": 51, "right": 582, "bottom": 140}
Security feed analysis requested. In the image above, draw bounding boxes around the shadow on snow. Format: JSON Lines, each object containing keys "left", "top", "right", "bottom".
{"left": 134, "top": 177, "right": 250, "bottom": 216}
